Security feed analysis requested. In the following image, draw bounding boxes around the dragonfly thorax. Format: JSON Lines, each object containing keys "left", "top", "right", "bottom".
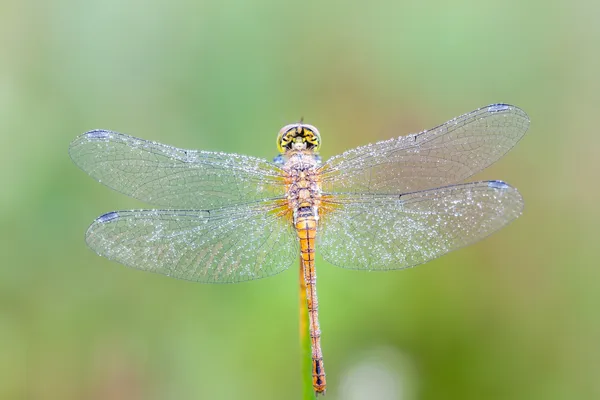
{"left": 283, "top": 152, "right": 322, "bottom": 225}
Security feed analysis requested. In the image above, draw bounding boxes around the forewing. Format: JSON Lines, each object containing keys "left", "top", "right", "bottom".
{"left": 85, "top": 201, "right": 297, "bottom": 283}
{"left": 69, "top": 130, "right": 285, "bottom": 209}
{"left": 320, "top": 104, "right": 529, "bottom": 194}
{"left": 318, "top": 181, "right": 523, "bottom": 270}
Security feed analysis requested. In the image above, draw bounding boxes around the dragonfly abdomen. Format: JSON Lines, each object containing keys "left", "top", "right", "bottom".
{"left": 296, "top": 214, "right": 326, "bottom": 395}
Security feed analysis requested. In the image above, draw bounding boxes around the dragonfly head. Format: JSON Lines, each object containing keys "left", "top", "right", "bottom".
{"left": 277, "top": 123, "right": 321, "bottom": 154}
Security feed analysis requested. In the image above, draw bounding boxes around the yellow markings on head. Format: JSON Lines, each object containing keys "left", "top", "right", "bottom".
{"left": 277, "top": 123, "right": 321, "bottom": 154}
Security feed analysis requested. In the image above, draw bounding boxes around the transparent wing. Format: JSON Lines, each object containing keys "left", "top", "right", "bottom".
{"left": 69, "top": 130, "right": 285, "bottom": 209}
{"left": 85, "top": 201, "right": 297, "bottom": 283}
{"left": 320, "top": 104, "right": 529, "bottom": 194}
{"left": 317, "top": 181, "right": 523, "bottom": 270}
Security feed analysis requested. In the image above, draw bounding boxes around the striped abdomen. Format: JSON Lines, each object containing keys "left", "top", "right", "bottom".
{"left": 296, "top": 210, "right": 326, "bottom": 395}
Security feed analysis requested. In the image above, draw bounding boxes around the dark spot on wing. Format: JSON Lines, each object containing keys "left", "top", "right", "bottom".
{"left": 96, "top": 211, "right": 120, "bottom": 223}
{"left": 487, "top": 104, "right": 511, "bottom": 113}
{"left": 488, "top": 180, "right": 509, "bottom": 189}
{"left": 84, "top": 130, "right": 111, "bottom": 140}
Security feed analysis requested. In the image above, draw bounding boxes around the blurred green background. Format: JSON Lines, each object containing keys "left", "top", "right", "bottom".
{"left": 2, "top": 1, "right": 599, "bottom": 399}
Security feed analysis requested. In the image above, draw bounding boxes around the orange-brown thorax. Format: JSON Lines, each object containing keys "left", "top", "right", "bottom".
{"left": 283, "top": 152, "right": 322, "bottom": 222}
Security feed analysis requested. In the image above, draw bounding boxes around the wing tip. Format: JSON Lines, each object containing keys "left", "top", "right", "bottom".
{"left": 485, "top": 180, "right": 525, "bottom": 216}
{"left": 68, "top": 129, "right": 115, "bottom": 161}
{"left": 486, "top": 103, "right": 530, "bottom": 125}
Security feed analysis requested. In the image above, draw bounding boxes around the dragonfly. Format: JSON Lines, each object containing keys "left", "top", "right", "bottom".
{"left": 69, "top": 103, "right": 528, "bottom": 395}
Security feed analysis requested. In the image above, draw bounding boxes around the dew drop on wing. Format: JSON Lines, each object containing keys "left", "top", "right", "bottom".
{"left": 487, "top": 104, "right": 511, "bottom": 113}
{"left": 84, "top": 130, "right": 111, "bottom": 140}
{"left": 488, "top": 180, "right": 509, "bottom": 190}
{"left": 96, "top": 211, "right": 120, "bottom": 223}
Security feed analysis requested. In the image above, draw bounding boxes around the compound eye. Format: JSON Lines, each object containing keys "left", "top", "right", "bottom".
{"left": 276, "top": 124, "right": 296, "bottom": 153}
{"left": 303, "top": 125, "right": 321, "bottom": 152}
